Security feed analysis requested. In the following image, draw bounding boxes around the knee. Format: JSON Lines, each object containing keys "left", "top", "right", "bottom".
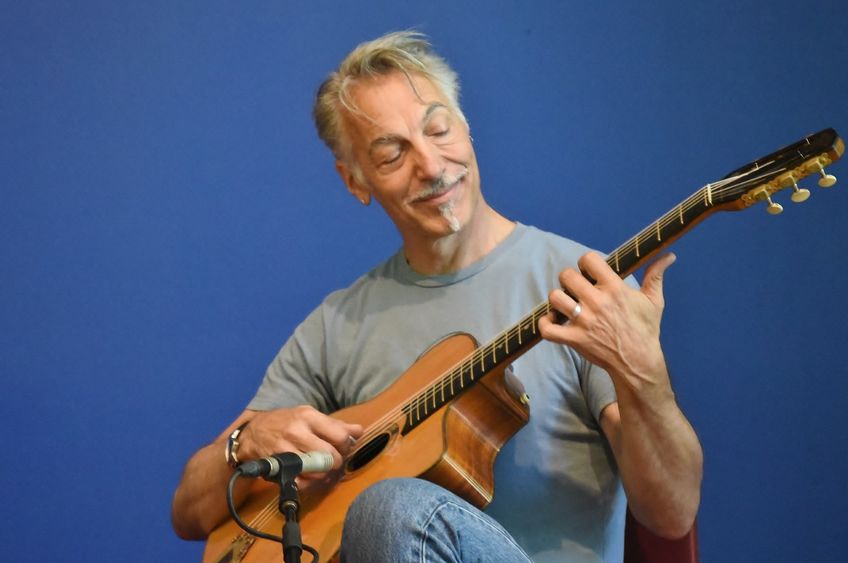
{"left": 342, "top": 478, "right": 455, "bottom": 558}
{"left": 345, "top": 478, "right": 442, "bottom": 531}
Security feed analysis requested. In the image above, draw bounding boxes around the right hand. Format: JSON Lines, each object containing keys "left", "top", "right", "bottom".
{"left": 238, "top": 406, "right": 363, "bottom": 471}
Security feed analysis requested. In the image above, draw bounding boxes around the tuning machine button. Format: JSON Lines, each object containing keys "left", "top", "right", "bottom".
{"left": 816, "top": 163, "right": 837, "bottom": 188}
{"left": 766, "top": 195, "right": 784, "bottom": 215}
{"left": 789, "top": 177, "right": 810, "bottom": 203}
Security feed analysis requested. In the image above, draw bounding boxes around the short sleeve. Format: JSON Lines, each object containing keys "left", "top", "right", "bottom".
{"left": 246, "top": 303, "right": 338, "bottom": 413}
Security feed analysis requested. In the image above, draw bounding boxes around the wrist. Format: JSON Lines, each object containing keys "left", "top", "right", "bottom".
{"left": 609, "top": 348, "right": 676, "bottom": 403}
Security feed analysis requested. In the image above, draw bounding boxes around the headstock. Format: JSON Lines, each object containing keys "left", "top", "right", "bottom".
{"left": 711, "top": 128, "right": 843, "bottom": 214}
{"left": 603, "top": 128, "right": 843, "bottom": 279}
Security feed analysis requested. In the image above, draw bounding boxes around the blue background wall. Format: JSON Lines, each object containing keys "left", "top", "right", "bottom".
{"left": 2, "top": 1, "right": 846, "bottom": 561}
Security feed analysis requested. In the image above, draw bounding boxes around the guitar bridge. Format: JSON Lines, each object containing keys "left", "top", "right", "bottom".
{"left": 215, "top": 533, "right": 256, "bottom": 563}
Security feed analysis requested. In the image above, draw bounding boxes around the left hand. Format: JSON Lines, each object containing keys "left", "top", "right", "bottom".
{"left": 538, "top": 252, "right": 676, "bottom": 391}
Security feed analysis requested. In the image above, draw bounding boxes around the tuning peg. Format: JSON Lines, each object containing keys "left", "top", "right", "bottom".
{"left": 789, "top": 177, "right": 810, "bottom": 203}
{"left": 765, "top": 195, "right": 783, "bottom": 215}
{"left": 816, "top": 163, "right": 837, "bottom": 188}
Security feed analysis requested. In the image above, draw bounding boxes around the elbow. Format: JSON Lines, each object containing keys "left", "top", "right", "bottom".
{"left": 171, "top": 490, "right": 214, "bottom": 541}
{"left": 172, "top": 515, "right": 206, "bottom": 542}
{"left": 636, "top": 489, "right": 701, "bottom": 540}
{"left": 648, "top": 511, "right": 698, "bottom": 540}
{"left": 172, "top": 520, "right": 204, "bottom": 542}
{"left": 629, "top": 474, "right": 702, "bottom": 540}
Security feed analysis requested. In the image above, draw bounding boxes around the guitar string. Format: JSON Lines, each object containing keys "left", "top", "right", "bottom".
{"left": 612, "top": 166, "right": 789, "bottom": 260}
{"left": 346, "top": 159, "right": 809, "bottom": 448}
{"left": 236, "top": 155, "right": 818, "bottom": 534}
{"left": 337, "top": 164, "right": 798, "bottom": 450}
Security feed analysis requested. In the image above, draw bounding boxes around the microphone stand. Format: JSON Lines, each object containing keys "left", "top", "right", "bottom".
{"left": 273, "top": 464, "right": 304, "bottom": 563}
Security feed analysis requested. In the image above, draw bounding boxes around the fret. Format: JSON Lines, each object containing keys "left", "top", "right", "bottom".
{"left": 614, "top": 250, "right": 620, "bottom": 272}
{"left": 656, "top": 221, "right": 662, "bottom": 241}
{"left": 635, "top": 234, "right": 641, "bottom": 257}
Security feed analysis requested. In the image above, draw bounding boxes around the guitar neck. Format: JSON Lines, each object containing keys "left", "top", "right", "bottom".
{"left": 401, "top": 128, "right": 843, "bottom": 434}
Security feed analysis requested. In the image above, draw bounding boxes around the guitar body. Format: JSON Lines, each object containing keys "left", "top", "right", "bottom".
{"left": 203, "top": 332, "right": 531, "bottom": 563}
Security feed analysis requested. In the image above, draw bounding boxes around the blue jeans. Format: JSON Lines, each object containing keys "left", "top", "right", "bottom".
{"left": 340, "top": 478, "right": 533, "bottom": 563}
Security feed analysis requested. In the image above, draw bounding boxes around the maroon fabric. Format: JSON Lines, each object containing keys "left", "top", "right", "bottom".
{"left": 624, "top": 509, "right": 698, "bottom": 563}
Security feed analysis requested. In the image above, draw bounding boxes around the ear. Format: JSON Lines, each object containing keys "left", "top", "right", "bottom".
{"left": 336, "top": 160, "right": 371, "bottom": 206}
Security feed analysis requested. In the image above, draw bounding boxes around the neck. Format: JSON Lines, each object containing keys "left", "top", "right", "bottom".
{"left": 403, "top": 204, "right": 515, "bottom": 276}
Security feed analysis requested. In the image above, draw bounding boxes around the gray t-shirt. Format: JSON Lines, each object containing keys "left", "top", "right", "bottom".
{"left": 249, "top": 223, "right": 626, "bottom": 562}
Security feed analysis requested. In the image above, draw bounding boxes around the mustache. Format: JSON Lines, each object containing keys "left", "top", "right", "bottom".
{"left": 405, "top": 167, "right": 469, "bottom": 203}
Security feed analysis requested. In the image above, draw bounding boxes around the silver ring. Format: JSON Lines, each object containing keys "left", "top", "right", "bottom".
{"left": 572, "top": 303, "right": 582, "bottom": 319}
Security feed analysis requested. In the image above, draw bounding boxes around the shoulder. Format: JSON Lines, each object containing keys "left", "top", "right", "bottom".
{"left": 318, "top": 249, "right": 405, "bottom": 316}
{"left": 517, "top": 223, "right": 595, "bottom": 254}
{"left": 512, "top": 223, "right": 599, "bottom": 269}
{"left": 516, "top": 223, "right": 640, "bottom": 288}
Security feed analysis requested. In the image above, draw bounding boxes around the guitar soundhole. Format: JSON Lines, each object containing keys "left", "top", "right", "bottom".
{"left": 346, "top": 432, "right": 391, "bottom": 472}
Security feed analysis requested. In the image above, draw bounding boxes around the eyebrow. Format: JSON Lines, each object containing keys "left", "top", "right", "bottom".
{"left": 367, "top": 103, "right": 449, "bottom": 156}
{"left": 423, "top": 102, "right": 448, "bottom": 121}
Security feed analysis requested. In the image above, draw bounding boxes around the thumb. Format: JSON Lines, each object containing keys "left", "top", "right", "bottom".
{"left": 641, "top": 253, "right": 676, "bottom": 306}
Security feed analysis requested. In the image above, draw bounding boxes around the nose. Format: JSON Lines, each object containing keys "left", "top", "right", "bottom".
{"left": 412, "top": 138, "right": 444, "bottom": 181}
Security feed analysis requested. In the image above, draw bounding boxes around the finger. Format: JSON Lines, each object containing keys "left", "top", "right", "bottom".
{"left": 538, "top": 308, "right": 578, "bottom": 345}
{"left": 549, "top": 288, "right": 583, "bottom": 323}
{"left": 307, "top": 414, "right": 362, "bottom": 457}
{"left": 641, "top": 253, "right": 676, "bottom": 305}
{"left": 346, "top": 422, "right": 364, "bottom": 438}
{"left": 577, "top": 252, "right": 619, "bottom": 285}
{"left": 341, "top": 423, "right": 363, "bottom": 454}
{"left": 559, "top": 268, "right": 595, "bottom": 303}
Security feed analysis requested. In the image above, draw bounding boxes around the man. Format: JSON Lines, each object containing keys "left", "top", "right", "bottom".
{"left": 172, "top": 31, "right": 702, "bottom": 562}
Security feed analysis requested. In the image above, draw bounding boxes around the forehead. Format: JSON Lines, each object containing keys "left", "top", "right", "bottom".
{"left": 342, "top": 72, "right": 450, "bottom": 139}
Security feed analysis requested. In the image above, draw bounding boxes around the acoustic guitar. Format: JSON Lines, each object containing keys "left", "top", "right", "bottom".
{"left": 204, "top": 128, "right": 843, "bottom": 563}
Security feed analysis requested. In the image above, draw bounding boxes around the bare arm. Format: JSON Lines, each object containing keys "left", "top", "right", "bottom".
{"left": 538, "top": 252, "right": 702, "bottom": 538}
{"left": 171, "top": 406, "right": 362, "bottom": 540}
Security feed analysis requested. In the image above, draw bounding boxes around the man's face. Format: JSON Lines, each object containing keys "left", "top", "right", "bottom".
{"left": 337, "top": 72, "right": 480, "bottom": 242}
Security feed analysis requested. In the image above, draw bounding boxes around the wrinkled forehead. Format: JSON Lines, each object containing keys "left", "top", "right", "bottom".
{"left": 340, "top": 72, "right": 453, "bottom": 135}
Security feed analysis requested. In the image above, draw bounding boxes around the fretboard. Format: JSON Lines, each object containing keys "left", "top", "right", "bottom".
{"left": 399, "top": 186, "right": 720, "bottom": 435}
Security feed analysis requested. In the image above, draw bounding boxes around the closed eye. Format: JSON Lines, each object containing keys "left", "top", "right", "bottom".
{"left": 382, "top": 152, "right": 401, "bottom": 165}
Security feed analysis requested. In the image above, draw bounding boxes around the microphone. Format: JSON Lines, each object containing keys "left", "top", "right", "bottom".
{"left": 237, "top": 451, "right": 334, "bottom": 478}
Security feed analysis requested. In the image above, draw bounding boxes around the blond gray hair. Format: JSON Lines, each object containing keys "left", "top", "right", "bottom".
{"left": 313, "top": 31, "right": 465, "bottom": 164}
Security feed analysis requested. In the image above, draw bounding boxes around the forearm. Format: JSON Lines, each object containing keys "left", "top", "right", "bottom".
{"left": 607, "top": 363, "right": 703, "bottom": 538}
{"left": 171, "top": 440, "right": 253, "bottom": 540}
